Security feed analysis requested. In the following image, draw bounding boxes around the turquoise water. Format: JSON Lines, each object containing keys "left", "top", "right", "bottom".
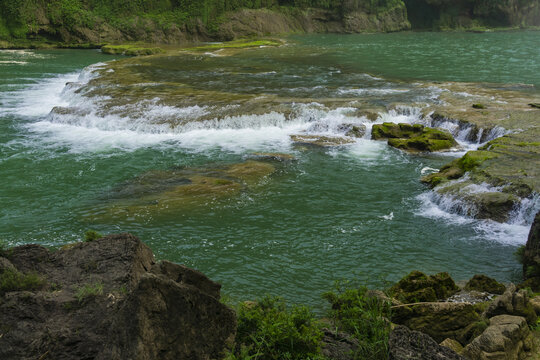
{"left": 1, "top": 32, "right": 538, "bottom": 309}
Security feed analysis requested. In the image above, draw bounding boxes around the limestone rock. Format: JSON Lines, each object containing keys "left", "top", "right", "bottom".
{"left": 0, "top": 234, "right": 236, "bottom": 360}
{"left": 522, "top": 211, "right": 540, "bottom": 285}
{"left": 391, "top": 302, "right": 482, "bottom": 343}
{"left": 371, "top": 122, "right": 458, "bottom": 152}
{"left": 486, "top": 284, "right": 537, "bottom": 326}
{"left": 391, "top": 271, "right": 459, "bottom": 303}
{"left": 321, "top": 328, "right": 359, "bottom": 360}
{"left": 290, "top": 134, "right": 355, "bottom": 147}
{"left": 462, "top": 315, "right": 530, "bottom": 360}
{"left": 389, "top": 325, "right": 466, "bottom": 360}
{"left": 530, "top": 296, "right": 540, "bottom": 315}
{"left": 440, "top": 338, "right": 464, "bottom": 355}
{"left": 464, "top": 275, "right": 506, "bottom": 295}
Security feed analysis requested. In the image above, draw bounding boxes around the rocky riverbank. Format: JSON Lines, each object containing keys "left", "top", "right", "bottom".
{"left": 1, "top": 216, "right": 539, "bottom": 359}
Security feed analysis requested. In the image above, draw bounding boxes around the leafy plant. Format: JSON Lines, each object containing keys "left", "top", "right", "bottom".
{"left": 0, "top": 269, "right": 43, "bottom": 295}
{"left": 84, "top": 230, "right": 103, "bottom": 242}
{"left": 75, "top": 281, "right": 103, "bottom": 303}
{"left": 231, "top": 295, "right": 324, "bottom": 360}
{"left": 322, "top": 281, "right": 391, "bottom": 360}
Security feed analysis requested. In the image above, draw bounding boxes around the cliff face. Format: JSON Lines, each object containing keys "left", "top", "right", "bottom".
{"left": 404, "top": 0, "right": 540, "bottom": 30}
{"left": 0, "top": 0, "right": 410, "bottom": 46}
{"left": 0, "top": 234, "right": 236, "bottom": 360}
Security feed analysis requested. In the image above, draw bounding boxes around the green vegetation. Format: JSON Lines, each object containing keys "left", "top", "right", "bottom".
{"left": 101, "top": 44, "right": 164, "bottom": 56}
{"left": 84, "top": 230, "right": 102, "bottom": 242}
{"left": 230, "top": 295, "right": 324, "bottom": 359}
{"left": 323, "top": 282, "right": 391, "bottom": 359}
{"left": 0, "top": 0, "right": 406, "bottom": 43}
{"left": 190, "top": 39, "right": 283, "bottom": 52}
{"left": 0, "top": 268, "right": 43, "bottom": 295}
{"left": 75, "top": 281, "right": 103, "bottom": 303}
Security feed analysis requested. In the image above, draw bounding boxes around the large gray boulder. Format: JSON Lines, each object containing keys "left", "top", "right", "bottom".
{"left": 389, "top": 325, "right": 465, "bottom": 360}
{"left": 0, "top": 233, "right": 236, "bottom": 360}
{"left": 462, "top": 315, "right": 533, "bottom": 360}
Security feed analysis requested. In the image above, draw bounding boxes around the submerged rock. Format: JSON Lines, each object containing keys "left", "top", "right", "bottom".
{"left": 389, "top": 325, "right": 465, "bottom": 360}
{"left": 0, "top": 234, "right": 236, "bottom": 359}
{"left": 247, "top": 152, "right": 296, "bottom": 162}
{"left": 87, "top": 161, "right": 275, "bottom": 222}
{"left": 372, "top": 122, "right": 458, "bottom": 152}
{"left": 290, "top": 134, "right": 356, "bottom": 147}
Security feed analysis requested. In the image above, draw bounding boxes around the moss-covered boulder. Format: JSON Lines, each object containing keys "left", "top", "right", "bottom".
{"left": 391, "top": 302, "right": 483, "bottom": 344}
{"left": 464, "top": 275, "right": 506, "bottom": 295}
{"left": 390, "top": 271, "right": 459, "bottom": 303}
{"left": 371, "top": 123, "right": 457, "bottom": 152}
{"left": 290, "top": 134, "right": 355, "bottom": 147}
{"left": 101, "top": 44, "right": 164, "bottom": 56}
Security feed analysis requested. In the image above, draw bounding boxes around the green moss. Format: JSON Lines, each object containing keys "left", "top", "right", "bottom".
{"left": 189, "top": 39, "right": 283, "bottom": 52}
{"left": 84, "top": 230, "right": 102, "bottom": 242}
{"left": 373, "top": 123, "right": 457, "bottom": 152}
{"left": 457, "top": 150, "right": 498, "bottom": 171}
{"left": 0, "top": 268, "right": 43, "bottom": 295}
{"left": 464, "top": 274, "right": 505, "bottom": 295}
{"left": 101, "top": 44, "right": 164, "bottom": 56}
{"left": 390, "top": 271, "right": 459, "bottom": 303}
{"left": 472, "top": 103, "right": 486, "bottom": 109}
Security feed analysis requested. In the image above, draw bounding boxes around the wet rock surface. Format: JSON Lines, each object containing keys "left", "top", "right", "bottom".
{"left": 0, "top": 234, "right": 236, "bottom": 360}
{"left": 372, "top": 122, "right": 458, "bottom": 152}
{"left": 389, "top": 325, "right": 465, "bottom": 360}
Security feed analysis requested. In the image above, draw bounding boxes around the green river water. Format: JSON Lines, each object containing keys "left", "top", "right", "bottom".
{"left": 1, "top": 31, "right": 539, "bottom": 309}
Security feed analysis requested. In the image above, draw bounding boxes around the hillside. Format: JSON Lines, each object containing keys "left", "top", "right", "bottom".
{"left": 1, "top": 0, "right": 539, "bottom": 47}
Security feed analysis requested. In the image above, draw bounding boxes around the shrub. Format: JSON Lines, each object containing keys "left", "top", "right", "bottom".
{"left": 322, "top": 282, "right": 391, "bottom": 360}
{"left": 84, "top": 230, "right": 102, "bottom": 242}
{"left": 75, "top": 281, "right": 103, "bottom": 303}
{"left": 231, "top": 295, "right": 324, "bottom": 359}
{"left": 0, "top": 269, "right": 43, "bottom": 295}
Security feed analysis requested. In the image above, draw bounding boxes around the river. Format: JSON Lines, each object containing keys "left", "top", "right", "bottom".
{"left": 1, "top": 31, "right": 539, "bottom": 309}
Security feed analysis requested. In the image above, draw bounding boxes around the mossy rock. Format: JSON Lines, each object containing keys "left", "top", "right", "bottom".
{"left": 101, "top": 44, "right": 164, "bottom": 56}
{"left": 84, "top": 161, "right": 275, "bottom": 222}
{"left": 391, "top": 302, "right": 482, "bottom": 344}
{"left": 390, "top": 271, "right": 459, "bottom": 303}
{"left": 464, "top": 275, "right": 506, "bottom": 295}
{"left": 372, "top": 123, "right": 457, "bottom": 152}
{"left": 371, "top": 122, "right": 424, "bottom": 140}
{"left": 290, "top": 134, "right": 355, "bottom": 147}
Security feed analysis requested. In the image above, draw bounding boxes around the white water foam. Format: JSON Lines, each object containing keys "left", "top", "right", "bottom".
{"left": 416, "top": 184, "right": 540, "bottom": 245}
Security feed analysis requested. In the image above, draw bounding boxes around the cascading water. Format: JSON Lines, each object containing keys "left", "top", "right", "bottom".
{"left": 2, "top": 31, "right": 539, "bottom": 308}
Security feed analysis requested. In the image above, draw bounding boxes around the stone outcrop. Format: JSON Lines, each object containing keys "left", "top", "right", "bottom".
{"left": 464, "top": 274, "right": 506, "bottom": 295}
{"left": 390, "top": 271, "right": 459, "bottom": 303}
{"left": 0, "top": 233, "right": 236, "bottom": 360}
{"left": 522, "top": 211, "right": 540, "bottom": 290}
{"left": 392, "top": 302, "right": 484, "bottom": 344}
{"left": 371, "top": 122, "right": 458, "bottom": 152}
{"left": 462, "top": 315, "right": 533, "bottom": 360}
{"left": 389, "top": 325, "right": 465, "bottom": 360}
{"left": 486, "top": 284, "right": 537, "bottom": 326}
